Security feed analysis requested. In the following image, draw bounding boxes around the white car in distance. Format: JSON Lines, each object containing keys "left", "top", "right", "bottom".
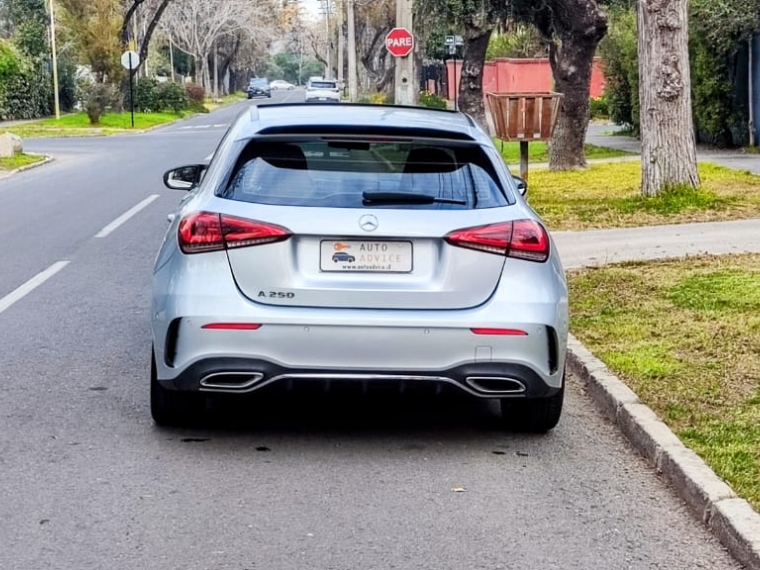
{"left": 305, "top": 79, "right": 341, "bottom": 103}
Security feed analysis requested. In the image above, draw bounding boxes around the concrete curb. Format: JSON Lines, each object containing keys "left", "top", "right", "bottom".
{"left": 0, "top": 153, "right": 54, "bottom": 180}
{"left": 567, "top": 333, "right": 760, "bottom": 570}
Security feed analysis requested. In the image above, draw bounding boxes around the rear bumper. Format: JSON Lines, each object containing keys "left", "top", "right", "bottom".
{"left": 157, "top": 319, "right": 565, "bottom": 397}
{"left": 152, "top": 249, "right": 569, "bottom": 397}
{"left": 159, "top": 356, "right": 563, "bottom": 400}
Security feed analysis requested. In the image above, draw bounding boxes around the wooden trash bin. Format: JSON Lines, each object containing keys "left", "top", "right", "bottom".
{"left": 486, "top": 92, "right": 563, "bottom": 181}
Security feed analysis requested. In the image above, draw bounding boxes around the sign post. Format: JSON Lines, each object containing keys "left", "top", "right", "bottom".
{"left": 444, "top": 35, "right": 463, "bottom": 111}
{"left": 386, "top": 27, "right": 415, "bottom": 105}
{"left": 120, "top": 50, "right": 140, "bottom": 128}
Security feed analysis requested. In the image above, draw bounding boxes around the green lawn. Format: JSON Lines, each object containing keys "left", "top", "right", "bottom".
{"left": 568, "top": 253, "right": 760, "bottom": 510}
{"left": 525, "top": 161, "right": 760, "bottom": 231}
{"left": 6, "top": 111, "right": 186, "bottom": 138}
{"left": 0, "top": 153, "right": 45, "bottom": 170}
{"left": 495, "top": 139, "right": 632, "bottom": 164}
{"left": 205, "top": 92, "right": 247, "bottom": 111}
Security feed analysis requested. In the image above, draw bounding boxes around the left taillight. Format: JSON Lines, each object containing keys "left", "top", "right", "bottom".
{"left": 178, "top": 212, "right": 291, "bottom": 254}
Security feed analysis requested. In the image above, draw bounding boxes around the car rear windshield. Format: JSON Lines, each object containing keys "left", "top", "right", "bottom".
{"left": 310, "top": 81, "right": 336, "bottom": 89}
{"left": 217, "top": 138, "right": 509, "bottom": 210}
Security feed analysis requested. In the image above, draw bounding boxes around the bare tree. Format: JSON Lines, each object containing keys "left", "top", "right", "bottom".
{"left": 162, "top": 0, "right": 277, "bottom": 90}
{"left": 638, "top": 0, "right": 699, "bottom": 195}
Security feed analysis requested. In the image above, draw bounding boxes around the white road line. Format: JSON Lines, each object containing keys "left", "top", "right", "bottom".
{"left": 0, "top": 261, "right": 70, "bottom": 316}
{"left": 213, "top": 124, "right": 227, "bottom": 128}
{"left": 95, "top": 194, "right": 160, "bottom": 238}
{"left": 179, "top": 126, "right": 194, "bottom": 130}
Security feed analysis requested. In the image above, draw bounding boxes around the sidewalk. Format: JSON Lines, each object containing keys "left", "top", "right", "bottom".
{"left": 586, "top": 123, "right": 760, "bottom": 175}
{"left": 482, "top": 105, "right": 760, "bottom": 175}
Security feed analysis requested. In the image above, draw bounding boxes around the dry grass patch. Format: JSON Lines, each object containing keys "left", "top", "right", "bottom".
{"left": 568, "top": 253, "right": 760, "bottom": 509}
{"left": 528, "top": 162, "right": 760, "bottom": 231}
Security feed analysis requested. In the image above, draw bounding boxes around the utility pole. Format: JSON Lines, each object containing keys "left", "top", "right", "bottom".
{"left": 213, "top": 40, "right": 219, "bottom": 98}
{"left": 394, "top": 0, "right": 415, "bottom": 105}
{"left": 338, "top": 20, "right": 345, "bottom": 87}
{"left": 169, "top": 31, "right": 175, "bottom": 83}
{"left": 321, "top": 0, "right": 332, "bottom": 79}
{"left": 48, "top": 0, "right": 60, "bottom": 119}
{"left": 347, "top": 0, "right": 357, "bottom": 102}
{"left": 50, "top": 0, "right": 61, "bottom": 119}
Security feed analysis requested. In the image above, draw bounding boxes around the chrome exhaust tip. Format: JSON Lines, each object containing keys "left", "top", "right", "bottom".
{"left": 464, "top": 376, "right": 527, "bottom": 395}
{"left": 199, "top": 372, "right": 264, "bottom": 392}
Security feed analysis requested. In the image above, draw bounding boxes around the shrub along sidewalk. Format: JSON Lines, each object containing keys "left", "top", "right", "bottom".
{"left": 568, "top": 252, "right": 760, "bottom": 511}
{"left": 525, "top": 161, "right": 760, "bottom": 231}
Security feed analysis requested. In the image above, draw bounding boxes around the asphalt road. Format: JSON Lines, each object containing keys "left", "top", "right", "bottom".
{"left": 0, "top": 90, "right": 743, "bottom": 570}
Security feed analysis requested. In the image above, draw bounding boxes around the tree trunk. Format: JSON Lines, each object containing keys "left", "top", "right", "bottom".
{"left": 457, "top": 27, "right": 492, "bottom": 128}
{"left": 547, "top": 36, "right": 598, "bottom": 170}
{"left": 638, "top": 0, "right": 700, "bottom": 196}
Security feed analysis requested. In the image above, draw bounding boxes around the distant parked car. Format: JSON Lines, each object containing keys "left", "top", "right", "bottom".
{"left": 247, "top": 78, "right": 271, "bottom": 99}
{"left": 270, "top": 80, "right": 295, "bottom": 91}
{"left": 305, "top": 79, "right": 341, "bottom": 103}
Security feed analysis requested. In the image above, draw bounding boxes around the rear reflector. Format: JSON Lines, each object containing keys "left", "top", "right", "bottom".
{"left": 178, "top": 212, "right": 291, "bottom": 254}
{"left": 445, "top": 220, "right": 549, "bottom": 262}
{"left": 470, "top": 328, "right": 529, "bottom": 336}
{"left": 201, "top": 323, "right": 262, "bottom": 330}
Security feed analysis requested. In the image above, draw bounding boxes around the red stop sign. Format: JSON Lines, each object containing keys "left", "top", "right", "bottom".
{"left": 385, "top": 28, "right": 415, "bottom": 57}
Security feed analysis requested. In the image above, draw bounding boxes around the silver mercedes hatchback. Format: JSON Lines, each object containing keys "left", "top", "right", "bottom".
{"left": 151, "top": 102, "right": 568, "bottom": 431}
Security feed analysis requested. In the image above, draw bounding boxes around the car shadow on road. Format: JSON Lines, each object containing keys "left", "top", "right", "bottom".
{"left": 162, "top": 386, "right": 526, "bottom": 439}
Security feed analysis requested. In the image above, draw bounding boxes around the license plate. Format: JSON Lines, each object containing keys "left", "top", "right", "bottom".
{"left": 320, "top": 240, "right": 413, "bottom": 273}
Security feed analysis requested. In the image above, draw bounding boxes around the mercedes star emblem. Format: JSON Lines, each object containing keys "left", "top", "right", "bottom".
{"left": 358, "top": 214, "right": 379, "bottom": 232}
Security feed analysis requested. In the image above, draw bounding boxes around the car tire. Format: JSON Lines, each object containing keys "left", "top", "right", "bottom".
{"left": 499, "top": 380, "right": 564, "bottom": 433}
{"left": 150, "top": 348, "right": 198, "bottom": 427}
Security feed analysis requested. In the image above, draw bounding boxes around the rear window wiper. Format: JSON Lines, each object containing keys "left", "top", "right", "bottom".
{"left": 362, "top": 192, "right": 466, "bottom": 206}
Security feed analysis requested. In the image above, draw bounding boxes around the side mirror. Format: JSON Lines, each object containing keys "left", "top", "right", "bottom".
{"left": 513, "top": 175, "right": 528, "bottom": 196}
{"left": 163, "top": 165, "right": 204, "bottom": 191}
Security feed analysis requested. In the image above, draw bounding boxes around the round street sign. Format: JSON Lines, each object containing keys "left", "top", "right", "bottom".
{"left": 120, "top": 50, "right": 140, "bottom": 70}
{"left": 385, "top": 28, "right": 414, "bottom": 58}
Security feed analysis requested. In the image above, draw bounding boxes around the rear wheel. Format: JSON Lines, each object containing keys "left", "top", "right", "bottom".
{"left": 150, "top": 349, "right": 197, "bottom": 427}
{"left": 500, "top": 382, "right": 564, "bottom": 433}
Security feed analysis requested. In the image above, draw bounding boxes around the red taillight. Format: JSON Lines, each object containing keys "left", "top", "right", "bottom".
{"left": 201, "top": 323, "right": 262, "bottom": 330}
{"left": 178, "top": 212, "right": 224, "bottom": 254}
{"left": 509, "top": 220, "right": 550, "bottom": 262}
{"left": 471, "top": 328, "right": 529, "bottom": 336}
{"left": 445, "top": 220, "right": 549, "bottom": 262}
{"left": 178, "top": 212, "right": 291, "bottom": 254}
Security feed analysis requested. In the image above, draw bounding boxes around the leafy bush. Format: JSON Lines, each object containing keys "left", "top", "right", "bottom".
{"left": 57, "top": 58, "right": 79, "bottom": 113}
{"left": 0, "top": 62, "right": 52, "bottom": 120}
{"left": 134, "top": 77, "right": 160, "bottom": 112}
{"left": 598, "top": 7, "right": 639, "bottom": 132}
{"left": 158, "top": 82, "right": 188, "bottom": 113}
{"left": 0, "top": 40, "right": 21, "bottom": 84}
{"left": 83, "top": 82, "right": 116, "bottom": 125}
{"left": 487, "top": 25, "right": 546, "bottom": 60}
{"left": 589, "top": 94, "right": 610, "bottom": 120}
{"left": 418, "top": 90, "right": 447, "bottom": 109}
{"left": 132, "top": 78, "right": 188, "bottom": 113}
{"left": 184, "top": 82, "right": 205, "bottom": 104}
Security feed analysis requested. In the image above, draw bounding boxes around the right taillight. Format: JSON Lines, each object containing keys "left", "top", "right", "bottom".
{"left": 445, "top": 219, "right": 549, "bottom": 262}
{"left": 178, "top": 212, "right": 291, "bottom": 254}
